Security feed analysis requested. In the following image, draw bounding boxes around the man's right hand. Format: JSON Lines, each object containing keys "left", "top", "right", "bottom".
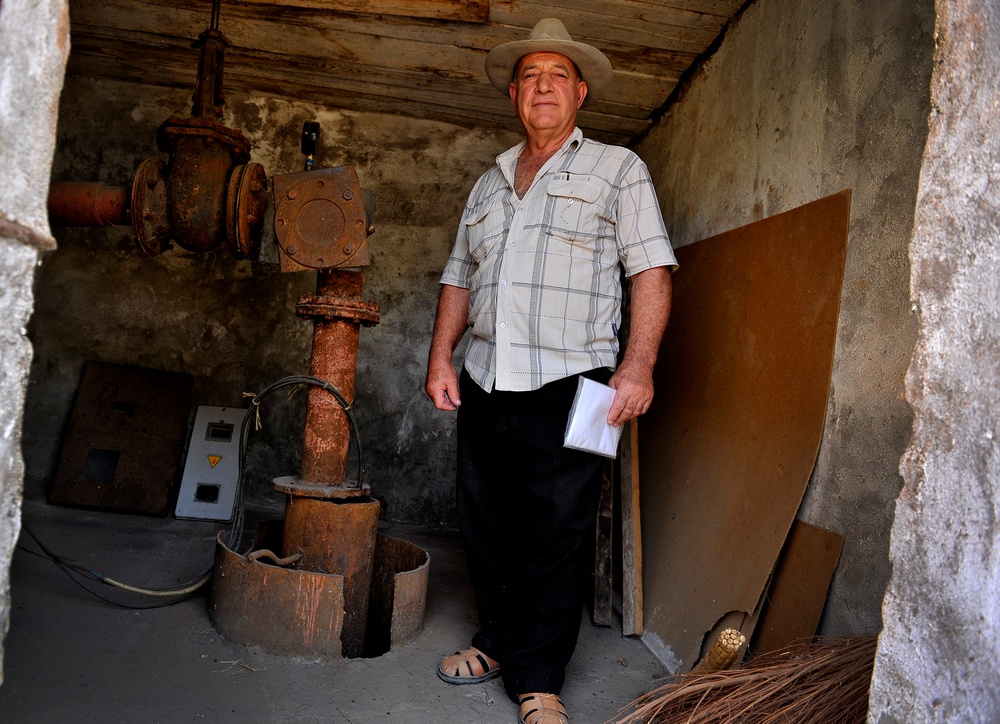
{"left": 425, "top": 360, "right": 461, "bottom": 411}
{"left": 425, "top": 284, "right": 471, "bottom": 412}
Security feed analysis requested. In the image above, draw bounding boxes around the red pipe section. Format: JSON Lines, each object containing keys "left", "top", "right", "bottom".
{"left": 48, "top": 182, "right": 129, "bottom": 227}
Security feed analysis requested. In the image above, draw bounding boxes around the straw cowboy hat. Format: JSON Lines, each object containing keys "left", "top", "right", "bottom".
{"left": 485, "top": 18, "right": 614, "bottom": 107}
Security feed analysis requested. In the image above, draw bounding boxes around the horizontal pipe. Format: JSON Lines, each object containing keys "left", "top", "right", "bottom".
{"left": 48, "top": 181, "right": 129, "bottom": 227}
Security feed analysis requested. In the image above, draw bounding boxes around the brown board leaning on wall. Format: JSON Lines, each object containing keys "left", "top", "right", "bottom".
{"left": 638, "top": 190, "right": 851, "bottom": 673}
{"left": 751, "top": 519, "right": 845, "bottom": 654}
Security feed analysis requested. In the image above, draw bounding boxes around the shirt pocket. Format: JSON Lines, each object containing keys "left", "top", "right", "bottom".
{"left": 462, "top": 192, "right": 507, "bottom": 263}
{"left": 545, "top": 178, "right": 603, "bottom": 248}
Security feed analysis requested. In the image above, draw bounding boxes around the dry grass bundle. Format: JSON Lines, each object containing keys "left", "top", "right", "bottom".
{"left": 611, "top": 636, "right": 878, "bottom": 724}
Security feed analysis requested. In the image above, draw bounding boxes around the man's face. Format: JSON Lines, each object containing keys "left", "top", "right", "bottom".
{"left": 509, "top": 52, "right": 588, "bottom": 135}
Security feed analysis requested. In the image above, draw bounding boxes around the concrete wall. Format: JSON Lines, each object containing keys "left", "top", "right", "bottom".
{"left": 23, "top": 76, "right": 520, "bottom": 526}
{"left": 633, "top": 0, "right": 934, "bottom": 636}
{"left": 0, "top": 0, "right": 70, "bottom": 684}
{"left": 870, "top": 1, "right": 1000, "bottom": 720}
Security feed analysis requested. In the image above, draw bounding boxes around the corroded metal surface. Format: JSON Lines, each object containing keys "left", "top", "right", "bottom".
{"left": 272, "top": 475, "right": 371, "bottom": 499}
{"left": 191, "top": 26, "right": 228, "bottom": 119}
{"left": 225, "top": 162, "right": 268, "bottom": 260}
{"left": 365, "top": 534, "right": 430, "bottom": 657}
{"left": 155, "top": 116, "right": 251, "bottom": 253}
{"left": 295, "top": 296, "right": 380, "bottom": 326}
{"left": 47, "top": 182, "right": 129, "bottom": 227}
{"left": 273, "top": 166, "right": 370, "bottom": 272}
{"left": 295, "top": 270, "right": 379, "bottom": 486}
{"left": 281, "top": 497, "right": 381, "bottom": 659}
{"left": 211, "top": 524, "right": 430, "bottom": 661}
{"left": 211, "top": 525, "right": 345, "bottom": 659}
{"left": 131, "top": 158, "right": 170, "bottom": 257}
{"left": 302, "top": 316, "right": 361, "bottom": 484}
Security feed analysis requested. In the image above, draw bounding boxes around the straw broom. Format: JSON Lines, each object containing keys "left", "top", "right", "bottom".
{"left": 611, "top": 635, "right": 877, "bottom": 724}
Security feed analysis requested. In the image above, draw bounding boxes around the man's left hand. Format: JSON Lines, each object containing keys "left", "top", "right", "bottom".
{"left": 606, "top": 266, "right": 672, "bottom": 427}
{"left": 607, "top": 361, "right": 654, "bottom": 427}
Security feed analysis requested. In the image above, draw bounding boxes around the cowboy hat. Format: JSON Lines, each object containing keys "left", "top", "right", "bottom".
{"left": 485, "top": 18, "right": 613, "bottom": 107}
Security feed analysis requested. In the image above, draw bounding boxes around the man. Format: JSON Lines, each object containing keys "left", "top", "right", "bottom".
{"left": 425, "top": 18, "right": 677, "bottom": 724}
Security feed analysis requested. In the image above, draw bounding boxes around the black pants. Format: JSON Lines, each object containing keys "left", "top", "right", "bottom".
{"left": 456, "top": 367, "right": 611, "bottom": 697}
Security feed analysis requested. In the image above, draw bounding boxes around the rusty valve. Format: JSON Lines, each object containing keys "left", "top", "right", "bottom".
{"left": 130, "top": 5, "right": 268, "bottom": 260}
{"left": 131, "top": 114, "right": 268, "bottom": 260}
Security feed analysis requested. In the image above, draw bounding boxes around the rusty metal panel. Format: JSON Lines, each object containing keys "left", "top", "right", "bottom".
{"left": 365, "top": 533, "right": 430, "bottom": 657}
{"left": 49, "top": 361, "right": 193, "bottom": 516}
{"left": 639, "top": 190, "right": 851, "bottom": 672}
{"left": 210, "top": 526, "right": 345, "bottom": 659}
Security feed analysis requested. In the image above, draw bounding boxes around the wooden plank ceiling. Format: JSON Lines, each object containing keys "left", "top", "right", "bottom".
{"left": 66, "top": 0, "right": 746, "bottom": 146}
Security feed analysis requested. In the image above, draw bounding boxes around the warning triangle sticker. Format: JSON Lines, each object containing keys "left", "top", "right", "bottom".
{"left": 208, "top": 455, "right": 222, "bottom": 468}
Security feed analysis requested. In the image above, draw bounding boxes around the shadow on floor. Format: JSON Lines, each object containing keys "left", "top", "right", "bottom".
{"left": 0, "top": 496, "right": 664, "bottom": 724}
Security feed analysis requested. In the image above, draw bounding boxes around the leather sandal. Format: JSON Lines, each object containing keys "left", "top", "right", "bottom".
{"left": 518, "top": 693, "right": 569, "bottom": 724}
{"left": 437, "top": 646, "right": 501, "bottom": 685}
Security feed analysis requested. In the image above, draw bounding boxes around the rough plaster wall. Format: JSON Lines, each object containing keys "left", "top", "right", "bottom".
{"left": 24, "top": 76, "right": 520, "bottom": 527}
{"left": 869, "top": 1, "right": 1000, "bottom": 721}
{"left": 0, "top": 0, "right": 69, "bottom": 683}
{"left": 633, "top": 0, "right": 934, "bottom": 637}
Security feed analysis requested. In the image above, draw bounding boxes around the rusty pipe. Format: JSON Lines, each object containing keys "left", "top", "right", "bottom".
{"left": 296, "top": 269, "right": 379, "bottom": 486}
{"left": 48, "top": 182, "right": 130, "bottom": 227}
{"left": 281, "top": 497, "right": 380, "bottom": 658}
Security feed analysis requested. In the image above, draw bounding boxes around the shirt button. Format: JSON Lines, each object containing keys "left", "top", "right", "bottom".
{"left": 501, "top": 279, "right": 508, "bottom": 286}
{"left": 567, "top": 199, "right": 575, "bottom": 205}
{"left": 499, "top": 322, "right": 506, "bottom": 329}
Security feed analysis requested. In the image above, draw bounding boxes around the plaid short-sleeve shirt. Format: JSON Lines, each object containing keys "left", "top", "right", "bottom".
{"left": 441, "top": 128, "right": 677, "bottom": 392}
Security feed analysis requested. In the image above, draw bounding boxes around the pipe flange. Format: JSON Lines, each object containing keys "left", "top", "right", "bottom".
{"left": 157, "top": 115, "right": 252, "bottom": 161}
{"left": 226, "top": 162, "right": 268, "bottom": 260}
{"left": 131, "top": 157, "right": 171, "bottom": 257}
{"left": 272, "top": 475, "right": 372, "bottom": 500}
{"left": 296, "top": 296, "right": 381, "bottom": 326}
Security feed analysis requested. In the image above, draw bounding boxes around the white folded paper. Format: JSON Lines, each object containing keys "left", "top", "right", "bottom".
{"left": 563, "top": 376, "right": 623, "bottom": 458}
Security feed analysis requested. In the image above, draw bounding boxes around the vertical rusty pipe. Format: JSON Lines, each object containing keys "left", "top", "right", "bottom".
{"left": 300, "top": 269, "right": 364, "bottom": 485}
{"left": 282, "top": 497, "right": 381, "bottom": 658}
{"left": 48, "top": 182, "right": 130, "bottom": 227}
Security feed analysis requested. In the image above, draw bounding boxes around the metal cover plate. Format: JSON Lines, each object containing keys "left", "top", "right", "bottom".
{"left": 49, "top": 361, "right": 193, "bottom": 516}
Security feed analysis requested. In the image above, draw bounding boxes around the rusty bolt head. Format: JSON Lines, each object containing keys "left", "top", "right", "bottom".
{"left": 287, "top": 245, "right": 298, "bottom": 255}
{"left": 343, "top": 245, "right": 353, "bottom": 255}
{"left": 343, "top": 190, "right": 353, "bottom": 201}
{"left": 287, "top": 189, "right": 298, "bottom": 200}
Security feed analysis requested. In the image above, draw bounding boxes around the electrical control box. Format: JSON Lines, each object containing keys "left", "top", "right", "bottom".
{"left": 175, "top": 405, "right": 248, "bottom": 521}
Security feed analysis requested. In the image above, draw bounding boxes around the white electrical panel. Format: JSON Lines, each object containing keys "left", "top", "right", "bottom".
{"left": 174, "top": 405, "right": 248, "bottom": 521}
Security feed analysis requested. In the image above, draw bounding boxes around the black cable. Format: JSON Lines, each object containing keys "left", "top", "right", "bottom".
{"left": 230, "top": 374, "right": 365, "bottom": 554}
{"left": 18, "top": 526, "right": 206, "bottom": 609}
{"left": 19, "top": 374, "right": 362, "bottom": 607}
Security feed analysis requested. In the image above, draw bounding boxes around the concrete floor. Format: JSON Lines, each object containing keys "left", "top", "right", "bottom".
{"left": 0, "top": 494, "right": 666, "bottom": 724}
